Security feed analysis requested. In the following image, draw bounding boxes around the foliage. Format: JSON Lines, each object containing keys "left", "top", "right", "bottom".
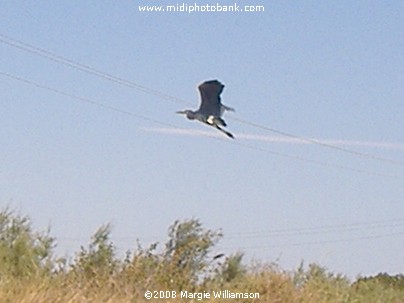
{"left": 163, "top": 218, "right": 222, "bottom": 287}
{"left": 0, "top": 206, "right": 403, "bottom": 302}
{"left": 354, "top": 273, "right": 404, "bottom": 290}
{"left": 71, "top": 223, "right": 117, "bottom": 280}
{"left": 350, "top": 273, "right": 404, "bottom": 303}
{"left": 0, "top": 207, "right": 54, "bottom": 279}
{"left": 212, "top": 252, "right": 245, "bottom": 284}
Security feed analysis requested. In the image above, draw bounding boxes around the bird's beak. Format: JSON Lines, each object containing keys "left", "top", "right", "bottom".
{"left": 176, "top": 110, "right": 186, "bottom": 114}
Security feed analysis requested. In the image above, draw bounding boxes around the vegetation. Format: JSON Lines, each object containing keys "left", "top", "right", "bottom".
{"left": 0, "top": 207, "right": 403, "bottom": 302}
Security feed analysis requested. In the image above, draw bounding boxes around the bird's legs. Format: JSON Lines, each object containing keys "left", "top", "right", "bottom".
{"left": 214, "top": 124, "right": 234, "bottom": 139}
{"left": 205, "top": 115, "right": 234, "bottom": 139}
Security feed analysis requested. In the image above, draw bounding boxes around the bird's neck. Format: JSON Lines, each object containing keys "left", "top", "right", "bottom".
{"left": 186, "top": 111, "right": 197, "bottom": 120}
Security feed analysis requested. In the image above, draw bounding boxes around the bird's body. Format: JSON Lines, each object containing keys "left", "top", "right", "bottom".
{"left": 177, "top": 80, "right": 235, "bottom": 138}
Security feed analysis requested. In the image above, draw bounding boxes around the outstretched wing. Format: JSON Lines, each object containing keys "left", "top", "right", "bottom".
{"left": 197, "top": 80, "right": 224, "bottom": 116}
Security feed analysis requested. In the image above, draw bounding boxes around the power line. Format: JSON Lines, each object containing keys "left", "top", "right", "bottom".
{"left": 0, "top": 71, "right": 177, "bottom": 129}
{"left": 225, "top": 218, "right": 404, "bottom": 239}
{"left": 54, "top": 218, "right": 404, "bottom": 242}
{"left": 54, "top": 218, "right": 404, "bottom": 251}
{"left": 221, "top": 219, "right": 404, "bottom": 249}
{"left": 1, "top": 70, "right": 403, "bottom": 179}
{"left": 0, "top": 33, "right": 190, "bottom": 106}
{"left": 231, "top": 117, "right": 404, "bottom": 167}
{"left": 222, "top": 231, "right": 404, "bottom": 250}
{"left": 57, "top": 230, "right": 404, "bottom": 252}
{"left": 230, "top": 140, "right": 404, "bottom": 179}
{"left": 1, "top": 33, "right": 403, "bottom": 167}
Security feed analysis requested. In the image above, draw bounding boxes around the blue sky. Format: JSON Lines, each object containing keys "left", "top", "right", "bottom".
{"left": 0, "top": 1, "right": 403, "bottom": 278}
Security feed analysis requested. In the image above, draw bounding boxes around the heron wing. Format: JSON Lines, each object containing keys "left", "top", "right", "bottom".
{"left": 197, "top": 80, "right": 224, "bottom": 117}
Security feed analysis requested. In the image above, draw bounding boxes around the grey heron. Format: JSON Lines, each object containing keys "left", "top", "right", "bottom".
{"left": 176, "top": 80, "right": 235, "bottom": 139}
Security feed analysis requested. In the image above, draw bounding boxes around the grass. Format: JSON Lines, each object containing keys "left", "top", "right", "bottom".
{"left": 0, "top": 207, "right": 403, "bottom": 302}
{"left": 1, "top": 267, "right": 403, "bottom": 302}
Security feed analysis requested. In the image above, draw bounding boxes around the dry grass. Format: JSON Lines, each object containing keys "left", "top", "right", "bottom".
{"left": 1, "top": 209, "right": 403, "bottom": 303}
{"left": 1, "top": 266, "right": 403, "bottom": 303}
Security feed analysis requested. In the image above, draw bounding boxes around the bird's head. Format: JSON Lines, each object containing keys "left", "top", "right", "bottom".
{"left": 176, "top": 110, "right": 196, "bottom": 120}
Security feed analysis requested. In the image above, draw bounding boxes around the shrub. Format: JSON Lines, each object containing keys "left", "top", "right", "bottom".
{"left": 0, "top": 207, "right": 54, "bottom": 280}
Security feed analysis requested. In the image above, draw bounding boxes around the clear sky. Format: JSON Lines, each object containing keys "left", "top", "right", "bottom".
{"left": 1, "top": 1, "right": 403, "bottom": 279}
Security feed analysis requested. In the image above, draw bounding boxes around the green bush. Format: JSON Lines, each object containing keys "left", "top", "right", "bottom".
{"left": 0, "top": 207, "right": 54, "bottom": 280}
{"left": 0, "top": 206, "right": 403, "bottom": 302}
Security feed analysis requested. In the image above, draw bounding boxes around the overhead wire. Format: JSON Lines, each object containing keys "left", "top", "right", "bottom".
{"left": 221, "top": 231, "right": 404, "bottom": 250}
{"left": 2, "top": 34, "right": 403, "bottom": 260}
{"left": 230, "top": 117, "right": 404, "bottom": 167}
{"left": 56, "top": 230, "right": 404, "bottom": 252}
{"left": 0, "top": 33, "right": 190, "bottom": 106}
{"left": 1, "top": 33, "right": 403, "bottom": 172}
{"left": 2, "top": 70, "right": 404, "bottom": 179}
{"left": 221, "top": 218, "right": 404, "bottom": 250}
{"left": 56, "top": 217, "right": 404, "bottom": 241}
{"left": 229, "top": 140, "right": 404, "bottom": 179}
{"left": 0, "top": 71, "right": 177, "bottom": 129}
{"left": 225, "top": 218, "right": 404, "bottom": 239}
{"left": 53, "top": 218, "right": 404, "bottom": 251}
{"left": 2, "top": 33, "right": 404, "bottom": 167}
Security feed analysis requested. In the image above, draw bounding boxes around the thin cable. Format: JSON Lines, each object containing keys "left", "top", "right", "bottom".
{"left": 0, "top": 71, "right": 177, "bottom": 129}
{"left": 230, "top": 117, "right": 404, "bottom": 167}
{"left": 229, "top": 139, "right": 404, "bottom": 179}
{"left": 222, "top": 231, "right": 404, "bottom": 250}
{"left": 58, "top": 227, "right": 404, "bottom": 251}
{"left": 2, "top": 70, "right": 403, "bottom": 179}
{"left": 56, "top": 218, "right": 404, "bottom": 242}
{"left": 225, "top": 219, "right": 404, "bottom": 239}
{"left": 1, "top": 32, "right": 403, "bottom": 167}
{"left": 0, "top": 33, "right": 191, "bottom": 107}
{"left": 57, "top": 231, "right": 404, "bottom": 252}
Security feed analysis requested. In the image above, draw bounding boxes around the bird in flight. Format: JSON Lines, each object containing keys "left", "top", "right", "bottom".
{"left": 176, "top": 80, "right": 235, "bottom": 139}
